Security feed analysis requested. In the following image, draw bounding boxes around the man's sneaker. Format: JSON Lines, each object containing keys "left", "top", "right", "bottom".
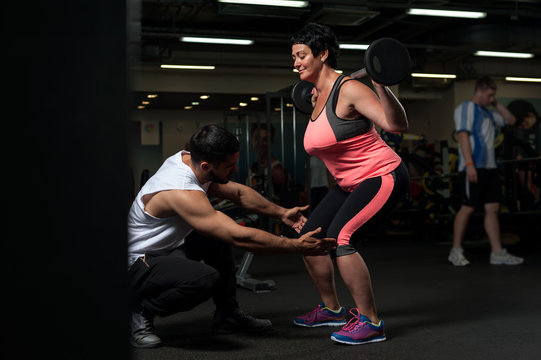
{"left": 448, "top": 247, "right": 470, "bottom": 266}
{"left": 293, "top": 302, "right": 346, "bottom": 328}
{"left": 330, "top": 308, "right": 386, "bottom": 345}
{"left": 490, "top": 248, "right": 524, "bottom": 265}
{"left": 212, "top": 307, "right": 272, "bottom": 333}
{"left": 130, "top": 312, "right": 162, "bottom": 348}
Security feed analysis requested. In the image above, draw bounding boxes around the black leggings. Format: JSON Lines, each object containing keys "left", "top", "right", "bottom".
{"left": 300, "top": 162, "right": 409, "bottom": 256}
{"left": 129, "top": 232, "right": 238, "bottom": 318}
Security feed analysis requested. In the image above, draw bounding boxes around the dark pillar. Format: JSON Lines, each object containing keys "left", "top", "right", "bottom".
{"left": 4, "top": 2, "right": 130, "bottom": 359}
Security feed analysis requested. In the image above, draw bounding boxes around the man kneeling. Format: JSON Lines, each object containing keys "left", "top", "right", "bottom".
{"left": 128, "top": 125, "right": 336, "bottom": 348}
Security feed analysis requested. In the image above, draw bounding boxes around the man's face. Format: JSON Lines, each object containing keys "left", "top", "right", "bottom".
{"left": 252, "top": 129, "right": 271, "bottom": 155}
{"left": 206, "top": 153, "right": 239, "bottom": 184}
{"left": 476, "top": 87, "right": 496, "bottom": 108}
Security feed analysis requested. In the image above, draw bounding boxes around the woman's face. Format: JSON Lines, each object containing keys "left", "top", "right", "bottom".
{"left": 292, "top": 43, "right": 323, "bottom": 82}
{"left": 518, "top": 112, "right": 537, "bottom": 129}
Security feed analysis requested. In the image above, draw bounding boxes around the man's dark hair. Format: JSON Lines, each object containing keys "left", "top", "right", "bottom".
{"left": 290, "top": 23, "right": 339, "bottom": 69}
{"left": 475, "top": 76, "right": 497, "bottom": 92}
{"left": 189, "top": 125, "right": 239, "bottom": 165}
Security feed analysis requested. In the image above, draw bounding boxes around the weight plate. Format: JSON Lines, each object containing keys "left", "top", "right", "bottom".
{"left": 364, "top": 38, "right": 411, "bottom": 86}
{"left": 291, "top": 80, "right": 315, "bottom": 115}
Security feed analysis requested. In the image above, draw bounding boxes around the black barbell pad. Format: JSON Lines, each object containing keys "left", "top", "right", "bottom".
{"left": 364, "top": 38, "right": 411, "bottom": 86}
{"left": 291, "top": 80, "right": 315, "bottom": 115}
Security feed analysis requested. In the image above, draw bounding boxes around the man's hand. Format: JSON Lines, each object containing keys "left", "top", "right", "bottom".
{"left": 281, "top": 205, "right": 309, "bottom": 233}
{"left": 466, "top": 165, "right": 478, "bottom": 184}
{"left": 295, "top": 227, "right": 337, "bottom": 256}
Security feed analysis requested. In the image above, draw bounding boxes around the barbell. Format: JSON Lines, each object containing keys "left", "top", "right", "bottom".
{"left": 292, "top": 37, "right": 411, "bottom": 115}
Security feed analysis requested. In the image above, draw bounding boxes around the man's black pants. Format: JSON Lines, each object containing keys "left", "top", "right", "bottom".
{"left": 129, "top": 232, "right": 238, "bottom": 318}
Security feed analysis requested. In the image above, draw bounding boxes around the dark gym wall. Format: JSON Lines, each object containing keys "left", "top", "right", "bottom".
{"left": 5, "top": 2, "right": 130, "bottom": 359}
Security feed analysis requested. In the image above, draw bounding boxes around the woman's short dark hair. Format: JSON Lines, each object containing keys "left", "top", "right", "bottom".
{"left": 507, "top": 99, "right": 539, "bottom": 127}
{"left": 189, "top": 125, "right": 239, "bottom": 165}
{"left": 290, "top": 23, "right": 339, "bottom": 69}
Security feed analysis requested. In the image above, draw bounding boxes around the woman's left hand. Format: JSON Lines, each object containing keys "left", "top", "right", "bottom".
{"left": 281, "top": 205, "right": 309, "bottom": 234}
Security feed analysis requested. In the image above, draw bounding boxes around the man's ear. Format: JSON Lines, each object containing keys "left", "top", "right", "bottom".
{"left": 200, "top": 161, "right": 210, "bottom": 171}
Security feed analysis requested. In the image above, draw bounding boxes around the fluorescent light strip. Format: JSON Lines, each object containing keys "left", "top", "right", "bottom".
{"left": 218, "top": 0, "right": 309, "bottom": 8}
{"left": 412, "top": 73, "right": 456, "bottom": 79}
{"left": 161, "top": 65, "right": 215, "bottom": 70}
{"left": 407, "top": 8, "right": 486, "bottom": 19}
{"left": 505, "top": 77, "right": 541, "bottom": 83}
{"left": 339, "top": 44, "right": 370, "bottom": 50}
{"left": 181, "top": 36, "right": 253, "bottom": 45}
{"left": 474, "top": 50, "right": 534, "bottom": 59}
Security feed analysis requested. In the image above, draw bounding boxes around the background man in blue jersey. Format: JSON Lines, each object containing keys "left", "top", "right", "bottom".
{"left": 449, "top": 76, "right": 524, "bottom": 266}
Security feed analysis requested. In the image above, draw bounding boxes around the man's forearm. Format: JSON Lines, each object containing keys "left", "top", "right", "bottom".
{"left": 236, "top": 183, "right": 285, "bottom": 219}
{"left": 457, "top": 131, "right": 474, "bottom": 165}
{"left": 494, "top": 102, "right": 516, "bottom": 125}
{"left": 233, "top": 225, "right": 298, "bottom": 253}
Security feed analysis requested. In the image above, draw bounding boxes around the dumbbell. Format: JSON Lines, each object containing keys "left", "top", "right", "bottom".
{"left": 291, "top": 37, "right": 411, "bottom": 115}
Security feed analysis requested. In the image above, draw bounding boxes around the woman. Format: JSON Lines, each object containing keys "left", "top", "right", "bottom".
{"left": 291, "top": 23, "right": 410, "bottom": 345}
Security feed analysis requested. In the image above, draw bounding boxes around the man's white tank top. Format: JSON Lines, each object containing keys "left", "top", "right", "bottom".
{"left": 127, "top": 150, "right": 210, "bottom": 267}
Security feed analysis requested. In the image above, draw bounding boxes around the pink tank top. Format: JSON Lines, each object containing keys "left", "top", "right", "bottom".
{"left": 304, "top": 75, "right": 402, "bottom": 192}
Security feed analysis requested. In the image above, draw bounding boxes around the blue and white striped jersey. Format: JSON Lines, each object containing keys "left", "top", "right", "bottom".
{"left": 454, "top": 100, "right": 505, "bottom": 171}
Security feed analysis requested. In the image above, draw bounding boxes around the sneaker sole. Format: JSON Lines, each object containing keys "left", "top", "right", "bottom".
{"left": 294, "top": 320, "right": 346, "bottom": 328}
{"left": 129, "top": 338, "right": 162, "bottom": 348}
{"left": 330, "top": 334, "right": 386, "bottom": 345}
{"left": 448, "top": 256, "right": 469, "bottom": 266}
{"left": 490, "top": 260, "right": 524, "bottom": 265}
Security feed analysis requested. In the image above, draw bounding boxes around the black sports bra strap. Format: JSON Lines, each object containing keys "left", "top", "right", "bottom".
{"left": 331, "top": 77, "right": 356, "bottom": 112}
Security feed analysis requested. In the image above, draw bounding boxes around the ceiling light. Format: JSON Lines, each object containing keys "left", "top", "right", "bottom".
{"left": 184, "top": 106, "right": 193, "bottom": 110}
{"left": 230, "top": 106, "right": 239, "bottom": 110}
{"left": 137, "top": 105, "right": 145, "bottom": 110}
{"left": 505, "top": 76, "right": 541, "bottom": 83}
{"left": 191, "top": 102, "right": 200, "bottom": 106}
{"left": 250, "top": 97, "right": 259, "bottom": 101}
{"left": 412, "top": 73, "right": 456, "bottom": 79}
{"left": 218, "top": 0, "right": 309, "bottom": 8}
{"left": 407, "top": 8, "right": 486, "bottom": 18}
{"left": 200, "top": 95, "right": 210, "bottom": 99}
{"left": 339, "top": 44, "right": 369, "bottom": 50}
{"left": 147, "top": 94, "right": 158, "bottom": 99}
{"left": 474, "top": 50, "right": 534, "bottom": 59}
{"left": 161, "top": 64, "right": 216, "bottom": 70}
{"left": 141, "top": 101, "right": 150, "bottom": 105}
{"left": 239, "top": 102, "right": 248, "bottom": 107}
{"left": 181, "top": 36, "right": 253, "bottom": 45}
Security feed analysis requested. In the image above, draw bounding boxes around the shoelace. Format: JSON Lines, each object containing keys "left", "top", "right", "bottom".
{"left": 305, "top": 304, "right": 323, "bottom": 322}
{"left": 341, "top": 308, "right": 366, "bottom": 331}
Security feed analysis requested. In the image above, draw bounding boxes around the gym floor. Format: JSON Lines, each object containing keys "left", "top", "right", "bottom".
{"left": 131, "top": 237, "right": 541, "bottom": 360}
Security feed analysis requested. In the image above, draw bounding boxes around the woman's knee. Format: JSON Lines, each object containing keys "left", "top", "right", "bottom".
{"left": 334, "top": 244, "right": 357, "bottom": 257}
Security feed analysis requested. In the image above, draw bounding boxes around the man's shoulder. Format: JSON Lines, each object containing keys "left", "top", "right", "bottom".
{"left": 163, "top": 188, "right": 211, "bottom": 210}
{"left": 455, "top": 100, "right": 474, "bottom": 110}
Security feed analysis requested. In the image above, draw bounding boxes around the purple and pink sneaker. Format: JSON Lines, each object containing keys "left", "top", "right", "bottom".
{"left": 293, "top": 302, "right": 346, "bottom": 327}
{"left": 331, "top": 308, "right": 386, "bottom": 345}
